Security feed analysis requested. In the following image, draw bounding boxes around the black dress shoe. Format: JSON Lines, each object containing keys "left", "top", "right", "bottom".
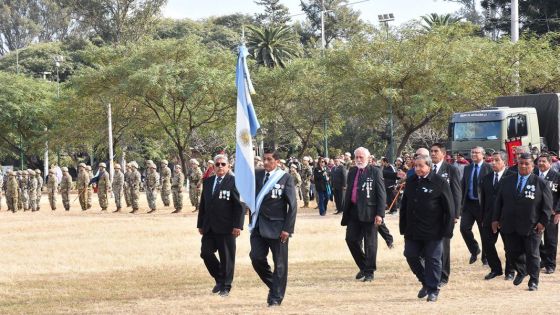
{"left": 427, "top": 292, "right": 438, "bottom": 302}
{"left": 484, "top": 271, "right": 503, "bottom": 280}
{"left": 417, "top": 286, "right": 428, "bottom": 298}
{"left": 545, "top": 267, "right": 555, "bottom": 274}
{"left": 363, "top": 274, "right": 374, "bottom": 282}
{"left": 171, "top": 209, "right": 182, "bottom": 214}
{"left": 528, "top": 282, "right": 538, "bottom": 291}
{"left": 438, "top": 281, "right": 448, "bottom": 288}
{"left": 513, "top": 273, "right": 526, "bottom": 286}
{"left": 355, "top": 271, "right": 365, "bottom": 280}
{"left": 147, "top": 209, "right": 156, "bottom": 214}
{"left": 268, "top": 301, "right": 281, "bottom": 307}
{"left": 469, "top": 249, "right": 481, "bottom": 264}
{"left": 212, "top": 284, "right": 222, "bottom": 294}
{"left": 218, "top": 289, "right": 230, "bottom": 297}
{"left": 504, "top": 273, "right": 515, "bottom": 281}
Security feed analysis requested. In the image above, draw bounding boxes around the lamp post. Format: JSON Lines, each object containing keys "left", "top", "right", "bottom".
{"left": 378, "top": 13, "right": 395, "bottom": 163}
{"left": 54, "top": 55, "right": 64, "bottom": 98}
{"left": 40, "top": 71, "right": 52, "bottom": 181}
{"left": 511, "top": 0, "right": 520, "bottom": 93}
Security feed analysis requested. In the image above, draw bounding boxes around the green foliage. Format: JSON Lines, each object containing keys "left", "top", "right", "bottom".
{"left": 246, "top": 25, "right": 300, "bottom": 68}
{"left": 254, "top": 0, "right": 291, "bottom": 26}
{"left": 421, "top": 13, "right": 460, "bottom": 31}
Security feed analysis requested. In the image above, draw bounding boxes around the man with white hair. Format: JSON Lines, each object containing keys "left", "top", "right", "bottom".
{"left": 341, "top": 147, "right": 386, "bottom": 282}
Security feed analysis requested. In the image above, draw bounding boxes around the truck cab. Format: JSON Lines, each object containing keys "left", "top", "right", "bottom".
{"left": 449, "top": 107, "right": 540, "bottom": 158}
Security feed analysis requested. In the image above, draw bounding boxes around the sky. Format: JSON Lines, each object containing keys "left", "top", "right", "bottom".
{"left": 163, "top": 0, "right": 464, "bottom": 26}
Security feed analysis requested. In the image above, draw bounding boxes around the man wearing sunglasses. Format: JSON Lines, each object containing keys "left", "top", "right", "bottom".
{"left": 197, "top": 154, "right": 244, "bottom": 297}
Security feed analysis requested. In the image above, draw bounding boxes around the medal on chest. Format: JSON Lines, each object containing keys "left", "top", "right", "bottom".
{"left": 362, "top": 178, "right": 373, "bottom": 198}
{"left": 524, "top": 185, "right": 536, "bottom": 199}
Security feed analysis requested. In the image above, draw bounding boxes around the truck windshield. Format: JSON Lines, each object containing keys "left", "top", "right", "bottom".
{"left": 453, "top": 121, "right": 501, "bottom": 141}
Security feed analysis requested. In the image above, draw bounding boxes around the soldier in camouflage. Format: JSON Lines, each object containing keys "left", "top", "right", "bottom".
{"left": 60, "top": 167, "right": 72, "bottom": 211}
{"left": 160, "top": 160, "right": 171, "bottom": 207}
{"left": 77, "top": 163, "right": 90, "bottom": 211}
{"left": 171, "top": 164, "right": 185, "bottom": 213}
{"left": 28, "top": 170, "right": 38, "bottom": 211}
{"left": 20, "top": 171, "right": 30, "bottom": 211}
{"left": 0, "top": 165, "right": 3, "bottom": 211}
{"left": 188, "top": 159, "right": 203, "bottom": 212}
{"left": 95, "top": 163, "right": 111, "bottom": 211}
{"left": 146, "top": 162, "right": 160, "bottom": 214}
{"left": 86, "top": 165, "right": 93, "bottom": 209}
{"left": 6, "top": 171, "right": 18, "bottom": 213}
{"left": 17, "top": 171, "right": 23, "bottom": 210}
{"left": 124, "top": 163, "right": 132, "bottom": 208}
{"left": 129, "top": 161, "right": 141, "bottom": 214}
{"left": 112, "top": 163, "right": 124, "bottom": 213}
{"left": 301, "top": 156, "right": 313, "bottom": 208}
{"left": 35, "top": 169, "right": 43, "bottom": 211}
{"left": 47, "top": 169, "right": 58, "bottom": 210}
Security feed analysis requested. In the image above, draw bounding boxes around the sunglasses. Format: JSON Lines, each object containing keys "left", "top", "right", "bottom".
{"left": 216, "top": 162, "right": 227, "bottom": 167}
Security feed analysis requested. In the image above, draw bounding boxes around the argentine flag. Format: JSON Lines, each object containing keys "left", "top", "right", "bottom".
{"left": 235, "top": 44, "right": 260, "bottom": 213}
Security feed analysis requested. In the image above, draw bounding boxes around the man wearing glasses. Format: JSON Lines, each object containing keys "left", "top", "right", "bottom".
{"left": 461, "top": 146, "right": 492, "bottom": 265}
{"left": 197, "top": 155, "right": 244, "bottom": 297}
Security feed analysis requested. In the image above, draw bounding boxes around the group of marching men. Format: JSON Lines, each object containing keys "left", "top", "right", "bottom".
{"left": 0, "top": 159, "right": 186, "bottom": 213}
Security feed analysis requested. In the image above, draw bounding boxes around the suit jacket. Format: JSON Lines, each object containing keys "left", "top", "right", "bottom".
{"left": 399, "top": 172, "right": 454, "bottom": 240}
{"left": 461, "top": 162, "right": 492, "bottom": 212}
{"left": 197, "top": 174, "right": 244, "bottom": 234}
{"left": 330, "top": 165, "right": 347, "bottom": 189}
{"left": 533, "top": 168, "right": 560, "bottom": 212}
{"left": 382, "top": 165, "right": 397, "bottom": 189}
{"left": 479, "top": 171, "right": 506, "bottom": 227}
{"left": 313, "top": 167, "right": 328, "bottom": 192}
{"left": 252, "top": 169, "right": 297, "bottom": 239}
{"left": 436, "top": 162, "right": 462, "bottom": 219}
{"left": 341, "top": 165, "right": 386, "bottom": 225}
{"left": 493, "top": 173, "right": 553, "bottom": 235}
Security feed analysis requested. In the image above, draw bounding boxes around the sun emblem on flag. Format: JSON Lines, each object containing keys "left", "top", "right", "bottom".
{"left": 239, "top": 128, "right": 251, "bottom": 147}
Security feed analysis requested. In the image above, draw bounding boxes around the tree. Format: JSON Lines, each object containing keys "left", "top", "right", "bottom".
{"left": 299, "top": 0, "right": 365, "bottom": 48}
{"left": 246, "top": 24, "right": 300, "bottom": 68}
{"left": 68, "top": 36, "right": 236, "bottom": 173}
{"left": 254, "top": 0, "right": 291, "bottom": 26}
{"left": 443, "top": 0, "right": 482, "bottom": 24}
{"left": 421, "top": 13, "right": 459, "bottom": 31}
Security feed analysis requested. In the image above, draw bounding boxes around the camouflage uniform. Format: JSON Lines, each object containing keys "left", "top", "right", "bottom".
{"left": 171, "top": 165, "right": 185, "bottom": 213}
{"left": 96, "top": 163, "right": 111, "bottom": 211}
{"left": 146, "top": 164, "right": 160, "bottom": 213}
{"left": 16, "top": 171, "right": 23, "bottom": 210}
{"left": 35, "top": 170, "right": 43, "bottom": 211}
{"left": 60, "top": 168, "right": 72, "bottom": 211}
{"left": 6, "top": 172, "right": 18, "bottom": 212}
{"left": 188, "top": 160, "right": 203, "bottom": 212}
{"left": 77, "top": 164, "right": 90, "bottom": 211}
{"left": 301, "top": 161, "right": 313, "bottom": 208}
{"left": 123, "top": 165, "right": 131, "bottom": 207}
{"left": 27, "top": 170, "right": 38, "bottom": 211}
{"left": 86, "top": 166, "right": 93, "bottom": 209}
{"left": 20, "top": 171, "right": 30, "bottom": 211}
{"left": 160, "top": 160, "right": 171, "bottom": 207}
{"left": 0, "top": 168, "right": 3, "bottom": 211}
{"left": 112, "top": 164, "right": 124, "bottom": 212}
{"left": 47, "top": 169, "right": 59, "bottom": 210}
{"left": 129, "top": 162, "right": 141, "bottom": 213}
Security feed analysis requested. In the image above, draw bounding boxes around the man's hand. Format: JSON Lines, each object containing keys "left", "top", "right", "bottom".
{"left": 554, "top": 213, "right": 560, "bottom": 225}
{"left": 198, "top": 228, "right": 203, "bottom": 235}
{"left": 491, "top": 221, "right": 500, "bottom": 234}
{"left": 280, "top": 231, "right": 289, "bottom": 243}
{"left": 535, "top": 223, "right": 545, "bottom": 234}
{"left": 454, "top": 218, "right": 458, "bottom": 224}
{"left": 232, "top": 228, "right": 241, "bottom": 237}
{"left": 375, "top": 215, "right": 383, "bottom": 226}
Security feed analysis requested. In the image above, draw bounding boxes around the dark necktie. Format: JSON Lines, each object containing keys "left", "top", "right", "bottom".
{"left": 433, "top": 164, "right": 437, "bottom": 174}
{"left": 472, "top": 164, "right": 479, "bottom": 198}
{"left": 213, "top": 177, "right": 223, "bottom": 194}
{"left": 517, "top": 177, "right": 523, "bottom": 193}
{"left": 351, "top": 168, "right": 363, "bottom": 204}
{"left": 493, "top": 173, "right": 498, "bottom": 187}
{"left": 263, "top": 172, "right": 270, "bottom": 185}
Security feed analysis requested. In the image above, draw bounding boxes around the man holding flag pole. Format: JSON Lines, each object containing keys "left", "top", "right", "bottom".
{"left": 234, "top": 40, "right": 297, "bottom": 307}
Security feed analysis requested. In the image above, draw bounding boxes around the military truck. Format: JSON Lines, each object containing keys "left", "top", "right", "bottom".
{"left": 449, "top": 93, "right": 560, "bottom": 158}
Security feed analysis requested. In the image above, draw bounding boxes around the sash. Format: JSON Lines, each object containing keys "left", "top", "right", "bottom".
{"left": 249, "top": 170, "right": 286, "bottom": 231}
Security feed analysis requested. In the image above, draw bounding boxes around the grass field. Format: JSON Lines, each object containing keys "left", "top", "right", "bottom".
{"left": 0, "top": 193, "right": 558, "bottom": 314}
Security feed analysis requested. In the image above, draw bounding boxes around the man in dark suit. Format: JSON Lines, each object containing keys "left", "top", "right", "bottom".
{"left": 197, "top": 155, "right": 244, "bottom": 297}
{"left": 460, "top": 146, "right": 492, "bottom": 264}
{"left": 493, "top": 153, "right": 553, "bottom": 291}
{"left": 330, "top": 158, "right": 347, "bottom": 214}
{"left": 341, "top": 147, "right": 386, "bottom": 282}
{"left": 430, "top": 143, "right": 461, "bottom": 286}
{"left": 400, "top": 154, "right": 454, "bottom": 302}
{"left": 535, "top": 153, "right": 560, "bottom": 274}
{"left": 479, "top": 151, "right": 515, "bottom": 280}
{"left": 249, "top": 150, "right": 297, "bottom": 307}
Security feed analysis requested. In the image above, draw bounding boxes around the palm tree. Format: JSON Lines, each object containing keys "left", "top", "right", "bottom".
{"left": 421, "top": 13, "right": 459, "bottom": 31}
{"left": 246, "top": 25, "right": 300, "bottom": 68}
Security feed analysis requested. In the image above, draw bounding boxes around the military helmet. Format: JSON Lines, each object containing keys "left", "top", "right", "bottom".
{"left": 35, "top": 169, "right": 41, "bottom": 174}
{"left": 130, "top": 161, "right": 139, "bottom": 169}
{"left": 28, "top": 170, "right": 35, "bottom": 176}
{"left": 207, "top": 160, "right": 215, "bottom": 165}
{"left": 78, "top": 163, "right": 86, "bottom": 168}
{"left": 61, "top": 167, "right": 68, "bottom": 172}
{"left": 9, "top": 171, "right": 15, "bottom": 176}
{"left": 22, "top": 171, "right": 28, "bottom": 175}
{"left": 49, "top": 168, "right": 55, "bottom": 174}
{"left": 114, "top": 163, "right": 121, "bottom": 170}
{"left": 99, "top": 162, "right": 106, "bottom": 168}
{"left": 161, "top": 159, "right": 168, "bottom": 165}
{"left": 175, "top": 164, "right": 182, "bottom": 170}
{"left": 189, "top": 158, "right": 199, "bottom": 166}
{"left": 86, "top": 165, "right": 92, "bottom": 171}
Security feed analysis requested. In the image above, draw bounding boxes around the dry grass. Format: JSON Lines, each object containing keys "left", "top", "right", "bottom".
{"left": 0, "top": 193, "right": 558, "bottom": 314}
